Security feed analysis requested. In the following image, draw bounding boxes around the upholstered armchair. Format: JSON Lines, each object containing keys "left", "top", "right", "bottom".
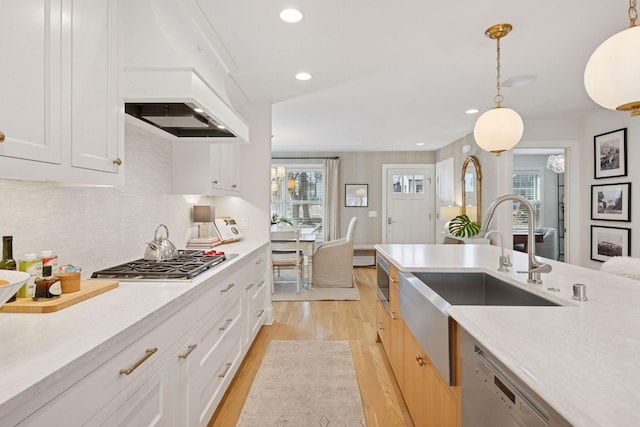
{"left": 312, "top": 217, "right": 358, "bottom": 288}
{"left": 534, "top": 227, "right": 559, "bottom": 260}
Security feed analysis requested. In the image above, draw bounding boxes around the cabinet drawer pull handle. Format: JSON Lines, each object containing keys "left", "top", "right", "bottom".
{"left": 218, "top": 362, "right": 232, "bottom": 378}
{"left": 119, "top": 348, "right": 157, "bottom": 375}
{"left": 245, "top": 283, "right": 255, "bottom": 290}
{"left": 256, "top": 280, "right": 265, "bottom": 288}
{"left": 212, "top": 180, "right": 219, "bottom": 185}
{"left": 219, "top": 318, "right": 233, "bottom": 331}
{"left": 220, "top": 283, "right": 235, "bottom": 293}
{"left": 0, "top": 131, "right": 5, "bottom": 142}
{"left": 389, "top": 277, "right": 398, "bottom": 283}
{"left": 231, "top": 184, "right": 237, "bottom": 189}
{"left": 112, "top": 158, "right": 122, "bottom": 166}
{"left": 179, "top": 344, "right": 198, "bottom": 359}
{"left": 416, "top": 355, "right": 426, "bottom": 367}
{"left": 257, "top": 309, "right": 265, "bottom": 318}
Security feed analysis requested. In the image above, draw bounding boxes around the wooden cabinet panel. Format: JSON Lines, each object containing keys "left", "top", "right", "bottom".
{"left": 389, "top": 276, "right": 404, "bottom": 390}
{"left": 403, "top": 325, "right": 460, "bottom": 427}
{"left": 376, "top": 300, "right": 391, "bottom": 359}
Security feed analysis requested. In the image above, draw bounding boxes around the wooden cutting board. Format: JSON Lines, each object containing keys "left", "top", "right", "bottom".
{"left": 0, "top": 280, "right": 119, "bottom": 313}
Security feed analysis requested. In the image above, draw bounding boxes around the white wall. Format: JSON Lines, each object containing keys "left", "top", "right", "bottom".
{"left": 0, "top": 123, "right": 217, "bottom": 278}
{"left": 579, "top": 110, "right": 639, "bottom": 269}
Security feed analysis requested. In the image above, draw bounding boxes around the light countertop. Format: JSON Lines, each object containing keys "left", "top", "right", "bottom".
{"left": 0, "top": 239, "right": 268, "bottom": 422}
{"left": 375, "top": 243, "right": 640, "bottom": 426}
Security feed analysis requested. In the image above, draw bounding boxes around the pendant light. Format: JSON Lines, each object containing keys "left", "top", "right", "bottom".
{"left": 584, "top": 0, "right": 640, "bottom": 115}
{"left": 473, "top": 24, "right": 524, "bottom": 156}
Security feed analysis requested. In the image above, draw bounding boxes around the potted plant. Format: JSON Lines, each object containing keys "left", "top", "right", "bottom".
{"left": 447, "top": 214, "right": 480, "bottom": 238}
{"left": 271, "top": 213, "right": 293, "bottom": 226}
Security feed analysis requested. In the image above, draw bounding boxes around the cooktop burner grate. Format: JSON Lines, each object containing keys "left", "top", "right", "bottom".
{"left": 90, "top": 250, "right": 228, "bottom": 280}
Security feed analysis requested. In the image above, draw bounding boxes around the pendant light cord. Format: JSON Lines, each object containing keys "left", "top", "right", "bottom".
{"left": 494, "top": 37, "right": 504, "bottom": 108}
{"left": 630, "top": 0, "right": 637, "bottom": 27}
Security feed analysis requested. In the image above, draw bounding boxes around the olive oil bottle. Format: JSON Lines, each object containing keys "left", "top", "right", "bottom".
{"left": 0, "top": 236, "right": 18, "bottom": 302}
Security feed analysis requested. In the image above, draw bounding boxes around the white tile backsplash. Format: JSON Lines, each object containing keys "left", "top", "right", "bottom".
{"left": 0, "top": 123, "right": 212, "bottom": 278}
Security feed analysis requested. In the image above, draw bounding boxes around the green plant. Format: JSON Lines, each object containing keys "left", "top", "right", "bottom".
{"left": 271, "top": 213, "right": 293, "bottom": 226}
{"left": 448, "top": 214, "right": 480, "bottom": 238}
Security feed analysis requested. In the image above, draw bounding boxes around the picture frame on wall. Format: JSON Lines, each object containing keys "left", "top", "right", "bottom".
{"left": 591, "top": 182, "right": 631, "bottom": 221}
{"left": 594, "top": 128, "right": 627, "bottom": 179}
{"left": 590, "top": 225, "right": 630, "bottom": 262}
{"left": 345, "top": 184, "right": 368, "bottom": 207}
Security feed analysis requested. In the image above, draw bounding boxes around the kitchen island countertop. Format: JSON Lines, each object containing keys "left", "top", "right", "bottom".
{"left": 376, "top": 243, "right": 640, "bottom": 427}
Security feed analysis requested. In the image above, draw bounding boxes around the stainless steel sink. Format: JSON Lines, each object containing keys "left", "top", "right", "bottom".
{"left": 411, "top": 272, "right": 560, "bottom": 307}
{"left": 399, "top": 271, "right": 561, "bottom": 386}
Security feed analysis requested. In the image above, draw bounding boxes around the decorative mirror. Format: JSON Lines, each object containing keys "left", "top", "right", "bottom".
{"left": 461, "top": 155, "right": 482, "bottom": 224}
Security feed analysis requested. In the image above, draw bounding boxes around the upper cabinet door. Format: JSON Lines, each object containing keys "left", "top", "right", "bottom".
{"left": 68, "top": 0, "right": 122, "bottom": 174}
{"left": 0, "top": 0, "right": 62, "bottom": 164}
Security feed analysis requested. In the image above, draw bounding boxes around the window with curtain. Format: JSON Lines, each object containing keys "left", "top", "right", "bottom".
{"left": 512, "top": 169, "right": 543, "bottom": 231}
{"left": 271, "top": 164, "right": 324, "bottom": 242}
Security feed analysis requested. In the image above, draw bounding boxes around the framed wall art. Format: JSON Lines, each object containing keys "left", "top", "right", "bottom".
{"left": 594, "top": 128, "right": 627, "bottom": 179}
{"left": 345, "top": 184, "right": 368, "bottom": 207}
{"left": 591, "top": 182, "right": 631, "bottom": 221}
{"left": 590, "top": 225, "right": 630, "bottom": 262}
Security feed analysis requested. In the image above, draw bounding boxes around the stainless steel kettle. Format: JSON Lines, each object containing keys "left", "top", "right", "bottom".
{"left": 144, "top": 224, "right": 179, "bottom": 261}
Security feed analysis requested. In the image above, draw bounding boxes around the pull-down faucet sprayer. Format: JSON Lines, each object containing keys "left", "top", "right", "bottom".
{"left": 480, "top": 194, "right": 551, "bottom": 284}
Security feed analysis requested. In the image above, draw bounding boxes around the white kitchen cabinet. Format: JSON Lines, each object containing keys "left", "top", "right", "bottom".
{"left": 14, "top": 247, "right": 269, "bottom": 427}
{"left": 17, "top": 303, "right": 193, "bottom": 426}
{"left": 0, "top": 0, "right": 123, "bottom": 185}
{"left": 243, "top": 248, "right": 269, "bottom": 345}
{"left": 0, "top": 0, "right": 62, "bottom": 164}
{"left": 195, "top": 277, "right": 244, "bottom": 425}
{"left": 171, "top": 141, "right": 241, "bottom": 195}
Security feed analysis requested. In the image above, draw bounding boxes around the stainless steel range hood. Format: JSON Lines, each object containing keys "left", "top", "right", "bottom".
{"left": 123, "top": 68, "right": 249, "bottom": 142}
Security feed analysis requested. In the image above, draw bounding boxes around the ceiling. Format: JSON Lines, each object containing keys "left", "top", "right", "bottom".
{"left": 197, "top": 0, "right": 628, "bottom": 152}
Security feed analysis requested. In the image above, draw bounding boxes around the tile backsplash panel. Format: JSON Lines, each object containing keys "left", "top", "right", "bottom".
{"left": 0, "top": 123, "right": 212, "bottom": 278}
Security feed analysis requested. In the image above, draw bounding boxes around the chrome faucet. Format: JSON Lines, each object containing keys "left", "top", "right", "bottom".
{"left": 480, "top": 194, "right": 551, "bottom": 284}
{"left": 485, "top": 230, "right": 512, "bottom": 272}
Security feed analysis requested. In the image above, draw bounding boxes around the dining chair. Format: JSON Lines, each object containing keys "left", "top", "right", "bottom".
{"left": 270, "top": 226, "right": 304, "bottom": 293}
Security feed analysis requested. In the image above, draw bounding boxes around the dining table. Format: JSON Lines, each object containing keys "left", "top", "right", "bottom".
{"left": 512, "top": 231, "right": 544, "bottom": 253}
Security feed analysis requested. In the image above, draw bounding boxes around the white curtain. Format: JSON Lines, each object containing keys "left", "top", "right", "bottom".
{"left": 323, "top": 158, "right": 340, "bottom": 241}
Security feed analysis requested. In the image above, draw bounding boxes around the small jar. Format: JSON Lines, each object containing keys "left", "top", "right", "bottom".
{"left": 40, "top": 250, "right": 58, "bottom": 273}
{"left": 33, "top": 265, "right": 62, "bottom": 300}
{"left": 18, "top": 253, "right": 42, "bottom": 298}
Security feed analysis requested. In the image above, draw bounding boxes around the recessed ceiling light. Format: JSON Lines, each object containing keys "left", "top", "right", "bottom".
{"left": 193, "top": 108, "right": 204, "bottom": 113}
{"left": 280, "top": 8, "right": 303, "bottom": 23}
{"left": 295, "top": 72, "right": 312, "bottom": 81}
{"left": 416, "top": 142, "right": 425, "bottom": 146}
{"left": 465, "top": 108, "right": 479, "bottom": 115}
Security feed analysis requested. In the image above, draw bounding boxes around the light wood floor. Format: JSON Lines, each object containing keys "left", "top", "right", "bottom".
{"left": 208, "top": 267, "right": 414, "bottom": 426}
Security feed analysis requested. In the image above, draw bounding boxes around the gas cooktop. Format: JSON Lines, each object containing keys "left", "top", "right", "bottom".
{"left": 91, "top": 250, "right": 234, "bottom": 281}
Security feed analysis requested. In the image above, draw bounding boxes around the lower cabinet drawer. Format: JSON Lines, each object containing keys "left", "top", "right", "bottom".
{"left": 17, "top": 306, "right": 192, "bottom": 426}
{"left": 246, "top": 278, "right": 268, "bottom": 343}
{"left": 197, "top": 313, "right": 244, "bottom": 425}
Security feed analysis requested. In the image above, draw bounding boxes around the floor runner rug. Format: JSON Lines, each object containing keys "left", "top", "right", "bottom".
{"left": 236, "top": 340, "right": 367, "bottom": 426}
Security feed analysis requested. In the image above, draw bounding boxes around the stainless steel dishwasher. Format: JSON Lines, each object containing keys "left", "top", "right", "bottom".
{"left": 460, "top": 328, "right": 571, "bottom": 427}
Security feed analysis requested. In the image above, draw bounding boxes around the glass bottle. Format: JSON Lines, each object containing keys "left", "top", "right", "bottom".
{"left": 0, "top": 236, "right": 18, "bottom": 302}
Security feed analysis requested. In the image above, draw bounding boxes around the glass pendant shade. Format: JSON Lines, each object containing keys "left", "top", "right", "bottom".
{"left": 473, "top": 107, "right": 524, "bottom": 155}
{"left": 584, "top": 25, "right": 640, "bottom": 114}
